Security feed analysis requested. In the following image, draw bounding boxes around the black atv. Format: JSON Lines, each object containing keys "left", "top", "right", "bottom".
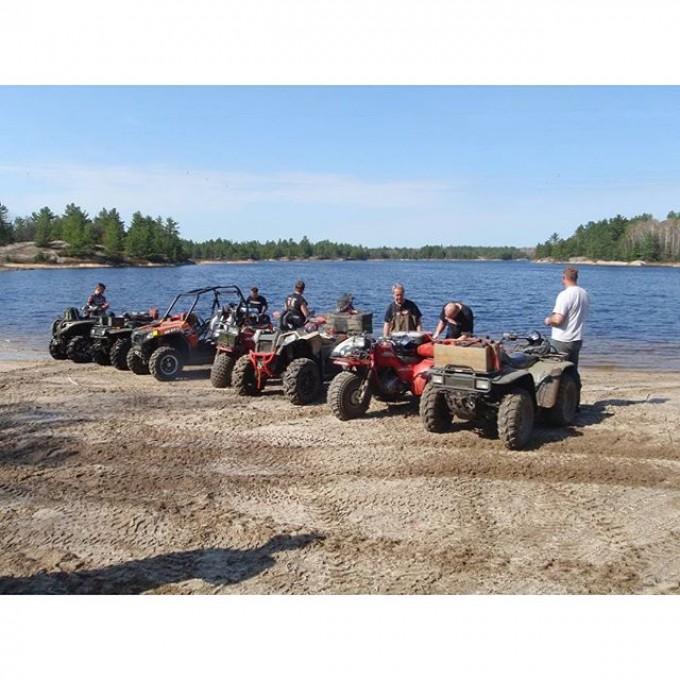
{"left": 48, "top": 305, "right": 104, "bottom": 363}
{"left": 89, "top": 309, "right": 160, "bottom": 369}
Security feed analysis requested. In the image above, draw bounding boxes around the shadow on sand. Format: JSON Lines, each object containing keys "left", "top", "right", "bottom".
{"left": 0, "top": 533, "right": 324, "bottom": 595}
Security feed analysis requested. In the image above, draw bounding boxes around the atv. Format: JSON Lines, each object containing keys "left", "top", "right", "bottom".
{"left": 89, "top": 308, "right": 160, "bottom": 369}
{"left": 419, "top": 331, "right": 578, "bottom": 450}
{"left": 210, "top": 303, "right": 273, "bottom": 388}
{"left": 126, "top": 285, "right": 249, "bottom": 381}
{"left": 48, "top": 305, "right": 109, "bottom": 363}
{"left": 326, "top": 331, "right": 435, "bottom": 420}
{"left": 231, "top": 315, "right": 344, "bottom": 405}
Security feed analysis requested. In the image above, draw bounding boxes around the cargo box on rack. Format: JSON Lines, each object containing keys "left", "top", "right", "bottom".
{"left": 325, "top": 311, "right": 373, "bottom": 335}
{"left": 433, "top": 340, "right": 499, "bottom": 372}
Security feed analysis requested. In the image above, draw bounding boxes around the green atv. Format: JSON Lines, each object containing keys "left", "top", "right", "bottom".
{"left": 420, "top": 331, "right": 579, "bottom": 450}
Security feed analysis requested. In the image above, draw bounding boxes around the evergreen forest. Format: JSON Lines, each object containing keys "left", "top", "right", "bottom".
{"left": 2, "top": 201, "right": 680, "bottom": 264}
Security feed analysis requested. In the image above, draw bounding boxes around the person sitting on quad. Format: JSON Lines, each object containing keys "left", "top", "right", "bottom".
{"left": 432, "top": 301, "right": 474, "bottom": 340}
{"left": 336, "top": 292, "right": 357, "bottom": 314}
{"left": 382, "top": 283, "right": 422, "bottom": 336}
{"left": 85, "top": 282, "right": 111, "bottom": 317}
{"left": 248, "top": 286, "right": 270, "bottom": 322}
{"left": 280, "top": 280, "right": 309, "bottom": 330}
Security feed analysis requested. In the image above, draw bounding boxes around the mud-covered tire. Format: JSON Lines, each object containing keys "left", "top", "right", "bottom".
{"left": 210, "top": 353, "right": 235, "bottom": 388}
{"left": 48, "top": 339, "right": 67, "bottom": 360}
{"left": 66, "top": 335, "right": 92, "bottom": 363}
{"left": 110, "top": 338, "right": 131, "bottom": 371}
{"left": 545, "top": 371, "right": 578, "bottom": 426}
{"left": 232, "top": 355, "right": 263, "bottom": 396}
{"left": 126, "top": 348, "right": 150, "bottom": 375}
{"left": 327, "top": 371, "right": 372, "bottom": 420}
{"left": 419, "top": 381, "right": 453, "bottom": 432}
{"left": 497, "top": 387, "right": 534, "bottom": 450}
{"left": 283, "top": 357, "right": 320, "bottom": 405}
{"left": 149, "top": 346, "right": 184, "bottom": 381}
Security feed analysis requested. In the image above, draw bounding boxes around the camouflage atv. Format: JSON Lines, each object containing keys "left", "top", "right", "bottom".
{"left": 48, "top": 305, "right": 105, "bottom": 363}
{"left": 231, "top": 316, "right": 345, "bottom": 405}
{"left": 420, "top": 331, "right": 579, "bottom": 450}
{"left": 126, "top": 285, "right": 249, "bottom": 381}
{"left": 89, "top": 309, "right": 160, "bottom": 369}
{"left": 210, "top": 303, "right": 273, "bottom": 388}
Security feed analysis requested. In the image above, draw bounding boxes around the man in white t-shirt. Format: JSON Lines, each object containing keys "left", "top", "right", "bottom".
{"left": 544, "top": 266, "right": 590, "bottom": 409}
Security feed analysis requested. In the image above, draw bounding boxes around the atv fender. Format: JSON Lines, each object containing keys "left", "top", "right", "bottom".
{"left": 531, "top": 362, "right": 576, "bottom": 409}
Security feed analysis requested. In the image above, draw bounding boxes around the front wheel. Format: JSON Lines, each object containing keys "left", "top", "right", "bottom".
{"left": 48, "top": 339, "right": 67, "bottom": 360}
{"left": 497, "top": 387, "right": 534, "bottom": 450}
{"left": 66, "top": 335, "right": 92, "bottom": 363}
{"left": 92, "top": 344, "right": 111, "bottom": 366}
{"left": 149, "top": 346, "right": 184, "bottom": 381}
{"left": 210, "top": 352, "right": 235, "bottom": 388}
{"left": 419, "top": 381, "right": 453, "bottom": 432}
{"left": 327, "top": 371, "right": 372, "bottom": 420}
{"left": 545, "top": 372, "right": 578, "bottom": 426}
{"left": 110, "top": 338, "right": 131, "bottom": 370}
{"left": 232, "top": 355, "right": 264, "bottom": 396}
{"left": 126, "top": 348, "right": 150, "bottom": 375}
{"left": 283, "top": 357, "right": 320, "bottom": 405}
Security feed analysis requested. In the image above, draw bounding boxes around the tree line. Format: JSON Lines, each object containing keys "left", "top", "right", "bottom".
{"left": 0, "top": 201, "right": 528, "bottom": 262}
{"left": 534, "top": 213, "right": 680, "bottom": 262}
{"left": 0, "top": 203, "right": 187, "bottom": 262}
{"left": 4, "top": 200, "right": 680, "bottom": 264}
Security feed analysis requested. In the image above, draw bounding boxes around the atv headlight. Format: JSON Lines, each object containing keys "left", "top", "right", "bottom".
{"left": 474, "top": 378, "right": 491, "bottom": 391}
{"left": 431, "top": 374, "right": 444, "bottom": 385}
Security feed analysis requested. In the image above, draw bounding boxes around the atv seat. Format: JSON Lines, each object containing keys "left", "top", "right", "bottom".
{"left": 390, "top": 331, "right": 431, "bottom": 359}
{"left": 502, "top": 352, "right": 540, "bottom": 369}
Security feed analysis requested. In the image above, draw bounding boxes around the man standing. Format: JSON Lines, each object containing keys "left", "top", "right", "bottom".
{"left": 433, "top": 301, "right": 474, "bottom": 340}
{"left": 383, "top": 283, "right": 422, "bottom": 336}
{"left": 544, "top": 267, "right": 590, "bottom": 407}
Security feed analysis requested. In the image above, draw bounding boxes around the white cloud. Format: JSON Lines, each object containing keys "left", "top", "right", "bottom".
{"left": 0, "top": 162, "right": 455, "bottom": 215}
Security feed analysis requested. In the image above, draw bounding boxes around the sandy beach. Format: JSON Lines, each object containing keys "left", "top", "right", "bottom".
{"left": 1, "top": 358, "right": 680, "bottom": 595}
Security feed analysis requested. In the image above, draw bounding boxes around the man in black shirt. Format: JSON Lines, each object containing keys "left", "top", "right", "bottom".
{"left": 382, "top": 283, "right": 422, "bottom": 336}
{"left": 433, "top": 301, "right": 474, "bottom": 340}
{"left": 281, "top": 280, "right": 309, "bottom": 330}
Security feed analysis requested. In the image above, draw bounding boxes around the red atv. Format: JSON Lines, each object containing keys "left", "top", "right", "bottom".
{"left": 210, "top": 304, "right": 273, "bottom": 388}
{"left": 326, "top": 331, "right": 435, "bottom": 420}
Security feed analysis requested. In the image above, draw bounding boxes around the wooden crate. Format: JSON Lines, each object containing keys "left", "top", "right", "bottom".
{"left": 433, "top": 342, "right": 496, "bottom": 372}
{"left": 325, "top": 312, "right": 373, "bottom": 334}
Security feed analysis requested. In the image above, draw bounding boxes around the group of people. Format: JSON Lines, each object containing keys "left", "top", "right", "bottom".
{"left": 89, "top": 266, "right": 590, "bottom": 400}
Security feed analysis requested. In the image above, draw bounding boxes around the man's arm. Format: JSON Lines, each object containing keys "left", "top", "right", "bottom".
{"left": 433, "top": 320, "right": 445, "bottom": 339}
{"left": 544, "top": 312, "right": 565, "bottom": 327}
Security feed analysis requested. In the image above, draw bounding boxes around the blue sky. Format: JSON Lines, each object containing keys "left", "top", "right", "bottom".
{"left": 3, "top": 3, "right": 680, "bottom": 249}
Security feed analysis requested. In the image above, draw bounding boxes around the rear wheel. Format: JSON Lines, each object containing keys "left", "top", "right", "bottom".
{"left": 149, "top": 346, "right": 184, "bottom": 381}
{"left": 419, "top": 381, "right": 453, "bottom": 432}
{"left": 497, "top": 387, "right": 534, "bottom": 450}
{"left": 283, "top": 357, "right": 320, "bottom": 405}
{"left": 210, "top": 352, "right": 235, "bottom": 388}
{"left": 126, "top": 348, "right": 150, "bottom": 375}
{"left": 232, "top": 355, "right": 264, "bottom": 396}
{"left": 327, "top": 371, "right": 372, "bottom": 420}
{"left": 48, "top": 339, "right": 67, "bottom": 360}
{"left": 545, "top": 372, "right": 578, "bottom": 426}
{"left": 110, "top": 338, "right": 131, "bottom": 370}
{"left": 66, "top": 336, "right": 92, "bottom": 363}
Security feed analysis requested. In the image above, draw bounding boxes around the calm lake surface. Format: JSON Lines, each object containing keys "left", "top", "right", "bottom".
{"left": 1, "top": 259, "right": 679, "bottom": 371}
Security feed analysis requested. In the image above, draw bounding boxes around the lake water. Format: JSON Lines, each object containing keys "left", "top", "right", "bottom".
{"left": 1, "top": 259, "right": 679, "bottom": 371}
